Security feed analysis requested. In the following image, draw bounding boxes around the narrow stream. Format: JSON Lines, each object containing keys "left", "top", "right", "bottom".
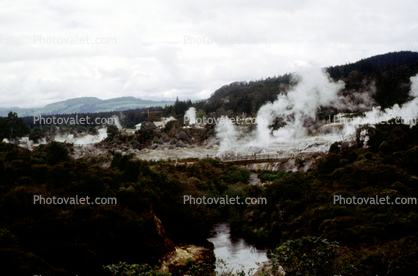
{"left": 208, "top": 223, "right": 269, "bottom": 274}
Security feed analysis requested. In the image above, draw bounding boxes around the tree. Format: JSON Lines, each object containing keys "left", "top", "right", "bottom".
{"left": 44, "top": 141, "right": 71, "bottom": 165}
{"left": 270, "top": 236, "right": 347, "bottom": 275}
{"left": 29, "top": 127, "right": 45, "bottom": 143}
{"left": 106, "top": 125, "right": 120, "bottom": 140}
{"left": 0, "top": 112, "right": 30, "bottom": 142}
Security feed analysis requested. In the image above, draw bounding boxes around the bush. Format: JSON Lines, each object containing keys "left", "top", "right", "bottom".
{"left": 270, "top": 236, "right": 350, "bottom": 276}
{"left": 43, "top": 141, "right": 71, "bottom": 165}
{"left": 153, "top": 136, "right": 163, "bottom": 145}
{"left": 104, "top": 262, "right": 170, "bottom": 276}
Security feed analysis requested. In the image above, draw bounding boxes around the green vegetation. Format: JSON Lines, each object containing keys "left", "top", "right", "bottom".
{"left": 0, "top": 141, "right": 253, "bottom": 275}
{"left": 2, "top": 116, "right": 417, "bottom": 275}
{"left": 195, "top": 51, "right": 418, "bottom": 121}
{"left": 104, "top": 259, "right": 253, "bottom": 276}
{"left": 230, "top": 120, "right": 418, "bottom": 275}
{"left": 0, "top": 111, "right": 30, "bottom": 142}
{"left": 2, "top": 52, "right": 418, "bottom": 275}
{"left": 258, "top": 170, "right": 291, "bottom": 183}
{"left": 327, "top": 51, "right": 418, "bottom": 108}
{"left": 269, "top": 236, "right": 350, "bottom": 275}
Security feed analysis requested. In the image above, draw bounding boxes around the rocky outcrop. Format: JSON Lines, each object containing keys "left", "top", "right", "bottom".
{"left": 176, "top": 141, "right": 186, "bottom": 148}
{"left": 150, "top": 209, "right": 214, "bottom": 273}
{"left": 150, "top": 209, "right": 176, "bottom": 252}
{"left": 178, "top": 131, "right": 191, "bottom": 144}
{"left": 254, "top": 261, "right": 286, "bottom": 276}
{"left": 140, "top": 121, "right": 157, "bottom": 131}
{"left": 159, "top": 245, "right": 215, "bottom": 274}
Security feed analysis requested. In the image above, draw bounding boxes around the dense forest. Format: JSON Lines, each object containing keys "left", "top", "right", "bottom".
{"left": 0, "top": 137, "right": 253, "bottom": 275}
{"left": 228, "top": 120, "right": 418, "bottom": 275}
{"left": 1, "top": 118, "right": 417, "bottom": 275}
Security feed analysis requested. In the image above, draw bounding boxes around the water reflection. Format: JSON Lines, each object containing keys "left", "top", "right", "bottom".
{"left": 208, "top": 223, "right": 268, "bottom": 273}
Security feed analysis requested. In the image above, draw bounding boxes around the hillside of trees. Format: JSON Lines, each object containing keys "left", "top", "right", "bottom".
{"left": 3, "top": 119, "right": 417, "bottom": 275}
{"left": 227, "top": 121, "right": 418, "bottom": 275}
{"left": 0, "top": 139, "right": 252, "bottom": 275}
{"left": 196, "top": 51, "right": 418, "bottom": 119}
{"left": 1, "top": 51, "right": 418, "bottom": 275}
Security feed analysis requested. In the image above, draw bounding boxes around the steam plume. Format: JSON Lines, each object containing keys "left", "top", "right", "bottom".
{"left": 184, "top": 107, "right": 196, "bottom": 125}
{"left": 255, "top": 66, "right": 344, "bottom": 143}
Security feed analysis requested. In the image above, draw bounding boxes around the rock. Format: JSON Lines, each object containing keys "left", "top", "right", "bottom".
{"left": 157, "top": 145, "right": 168, "bottom": 151}
{"left": 150, "top": 144, "right": 158, "bottom": 150}
{"left": 176, "top": 141, "right": 185, "bottom": 148}
{"left": 159, "top": 245, "right": 215, "bottom": 274}
{"left": 140, "top": 121, "right": 157, "bottom": 131}
{"left": 162, "top": 134, "right": 170, "bottom": 142}
{"left": 153, "top": 136, "right": 163, "bottom": 144}
{"left": 178, "top": 131, "right": 191, "bottom": 143}
{"left": 253, "top": 261, "right": 286, "bottom": 276}
{"left": 169, "top": 138, "right": 177, "bottom": 145}
{"left": 147, "top": 209, "right": 175, "bottom": 256}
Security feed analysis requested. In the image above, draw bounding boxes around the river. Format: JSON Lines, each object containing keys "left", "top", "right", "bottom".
{"left": 208, "top": 222, "right": 269, "bottom": 274}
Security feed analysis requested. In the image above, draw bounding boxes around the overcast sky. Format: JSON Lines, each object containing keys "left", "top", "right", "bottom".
{"left": 1, "top": 0, "right": 417, "bottom": 108}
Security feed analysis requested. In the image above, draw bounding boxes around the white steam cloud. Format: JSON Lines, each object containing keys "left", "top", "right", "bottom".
{"left": 410, "top": 75, "right": 418, "bottom": 97}
{"left": 184, "top": 107, "right": 196, "bottom": 125}
{"left": 255, "top": 66, "right": 344, "bottom": 144}
{"left": 341, "top": 75, "right": 418, "bottom": 137}
{"left": 215, "top": 68, "right": 418, "bottom": 157}
{"left": 216, "top": 116, "right": 239, "bottom": 154}
{"left": 112, "top": 115, "right": 123, "bottom": 130}
{"left": 162, "top": 116, "right": 177, "bottom": 124}
{"left": 54, "top": 128, "right": 108, "bottom": 145}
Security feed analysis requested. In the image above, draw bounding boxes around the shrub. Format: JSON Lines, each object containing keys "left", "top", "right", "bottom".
{"left": 270, "top": 236, "right": 349, "bottom": 276}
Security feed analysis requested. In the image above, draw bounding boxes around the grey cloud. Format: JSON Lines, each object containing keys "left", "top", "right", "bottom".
{"left": 0, "top": 0, "right": 418, "bottom": 108}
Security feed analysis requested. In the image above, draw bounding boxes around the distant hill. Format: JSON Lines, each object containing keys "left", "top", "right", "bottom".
{"left": 195, "top": 51, "right": 418, "bottom": 116}
{"left": 0, "top": 97, "right": 175, "bottom": 117}
{"left": 327, "top": 51, "right": 418, "bottom": 108}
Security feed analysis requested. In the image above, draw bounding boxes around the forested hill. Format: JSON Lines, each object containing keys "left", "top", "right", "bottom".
{"left": 196, "top": 51, "right": 418, "bottom": 116}
{"left": 0, "top": 97, "right": 175, "bottom": 117}
{"left": 195, "top": 74, "right": 294, "bottom": 116}
{"left": 327, "top": 51, "right": 418, "bottom": 108}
